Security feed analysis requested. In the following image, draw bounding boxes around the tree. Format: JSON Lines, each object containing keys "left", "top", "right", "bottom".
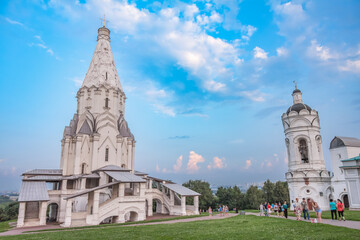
{"left": 273, "top": 181, "right": 290, "bottom": 203}
{"left": 183, "top": 180, "right": 215, "bottom": 211}
{"left": 262, "top": 179, "right": 275, "bottom": 203}
{"left": 244, "top": 185, "right": 264, "bottom": 209}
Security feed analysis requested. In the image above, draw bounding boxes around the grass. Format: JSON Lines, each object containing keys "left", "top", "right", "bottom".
{"left": 245, "top": 209, "right": 360, "bottom": 221}
{"left": 0, "top": 215, "right": 359, "bottom": 240}
{"left": 0, "top": 220, "right": 16, "bottom": 233}
{"left": 25, "top": 212, "right": 209, "bottom": 233}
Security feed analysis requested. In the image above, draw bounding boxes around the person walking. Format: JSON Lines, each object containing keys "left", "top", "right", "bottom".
{"left": 283, "top": 201, "right": 288, "bottom": 218}
{"left": 278, "top": 202, "right": 283, "bottom": 217}
{"left": 312, "top": 201, "right": 322, "bottom": 223}
{"left": 264, "top": 202, "right": 268, "bottom": 217}
{"left": 268, "top": 203, "right": 271, "bottom": 215}
{"left": 259, "top": 203, "right": 264, "bottom": 216}
{"left": 329, "top": 199, "right": 337, "bottom": 220}
{"left": 301, "top": 198, "right": 310, "bottom": 220}
{"left": 337, "top": 199, "right": 345, "bottom": 221}
{"left": 208, "top": 206, "right": 213, "bottom": 216}
{"left": 294, "top": 198, "right": 301, "bottom": 220}
{"left": 274, "top": 202, "right": 279, "bottom": 216}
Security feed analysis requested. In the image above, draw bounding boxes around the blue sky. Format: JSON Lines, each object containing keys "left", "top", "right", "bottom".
{"left": 0, "top": 0, "right": 360, "bottom": 191}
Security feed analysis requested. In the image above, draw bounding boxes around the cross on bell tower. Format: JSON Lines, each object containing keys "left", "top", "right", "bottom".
{"left": 100, "top": 15, "right": 109, "bottom": 27}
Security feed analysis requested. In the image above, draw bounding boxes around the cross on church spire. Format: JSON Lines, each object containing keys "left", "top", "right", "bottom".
{"left": 100, "top": 14, "right": 109, "bottom": 27}
{"left": 293, "top": 80, "right": 298, "bottom": 90}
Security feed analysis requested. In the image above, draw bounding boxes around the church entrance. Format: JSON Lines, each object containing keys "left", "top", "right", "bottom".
{"left": 343, "top": 195, "right": 349, "bottom": 208}
{"left": 307, "top": 198, "right": 313, "bottom": 210}
{"left": 46, "top": 203, "right": 59, "bottom": 223}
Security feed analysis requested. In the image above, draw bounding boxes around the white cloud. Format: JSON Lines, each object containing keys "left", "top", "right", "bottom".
{"left": 173, "top": 155, "right": 183, "bottom": 172}
{"left": 187, "top": 151, "right": 205, "bottom": 172}
{"left": 153, "top": 103, "right": 176, "bottom": 117}
{"left": 5, "top": 17, "right": 24, "bottom": 26}
{"left": 244, "top": 159, "right": 252, "bottom": 169}
{"left": 253, "top": 47, "right": 268, "bottom": 59}
{"left": 146, "top": 89, "right": 167, "bottom": 99}
{"left": 156, "top": 164, "right": 160, "bottom": 172}
{"left": 47, "top": 48, "right": 54, "bottom": 55}
{"left": 307, "top": 40, "right": 335, "bottom": 61}
{"left": 184, "top": 4, "right": 199, "bottom": 19}
{"left": 208, "top": 156, "right": 226, "bottom": 169}
{"left": 239, "top": 90, "right": 266, "bottom": 102}
{"left": 204, "top": 80, "right": 226, "bottom": 92}
{"left": 339, "top": 60, "right": 360, "bottom": 74}
{"left": 276, "top": 47, "right": 288, "bottom": 57}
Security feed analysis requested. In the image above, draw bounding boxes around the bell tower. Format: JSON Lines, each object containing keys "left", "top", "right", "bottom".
{"left": 281, "top": 84, "right": 332, "bottom": 210}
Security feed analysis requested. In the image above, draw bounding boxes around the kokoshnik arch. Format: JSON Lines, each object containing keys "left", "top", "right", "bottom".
{"left": 16, "top": 23, "right": 200, "bottom": 228}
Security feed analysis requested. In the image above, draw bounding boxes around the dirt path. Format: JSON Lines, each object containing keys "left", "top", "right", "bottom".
{"left": 246, "top": 212, "right": 360, "bottom": 230}
{"left": 0, "top": 213, "right": 236, "bottom": 237}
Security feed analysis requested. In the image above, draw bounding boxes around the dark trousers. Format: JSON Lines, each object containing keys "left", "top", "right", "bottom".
{"left": 303, "top": 209, "right": 309, "bottom": 220}
{"left": 331, "top": 210, "right": 337, "bottom": 220}
{"left": 338, "top": 211, "right": 344, "bottom": 218}
{"left": 284, "top": 209, "right": 288, "bottom": 218}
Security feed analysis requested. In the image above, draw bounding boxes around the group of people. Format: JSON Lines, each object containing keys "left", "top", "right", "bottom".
{"left": 207, "top": 205, "right": 230, "bottom": 216}
{"left": 292, "top": 198, "right": 346, "bottom": 223}
{"left": 259, "top": 201, "right": 289, "bottom": 218}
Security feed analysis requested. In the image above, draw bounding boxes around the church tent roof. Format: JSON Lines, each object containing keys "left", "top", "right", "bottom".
{"left": 105, "top": 171, "right": 146, "bottom": 183}
{"left": 163, "top": 183, "right": 201, "bottom": 196}
{"left": 330, "top": 136, "right": 360, "bottom": 149}
{"left": 18, "top": 181, "right": 49, "bottom": 202}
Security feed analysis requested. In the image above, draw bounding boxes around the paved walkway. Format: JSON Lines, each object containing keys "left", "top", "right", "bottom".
{"left": 246, "top": 212, "right": 360, "bottom": 230}
{"left": 0, "top": 213, "right": 236, "bottom": 236}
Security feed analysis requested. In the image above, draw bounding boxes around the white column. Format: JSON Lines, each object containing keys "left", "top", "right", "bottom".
{"left": 127, "top": 140, "right": 133, "bottom": 171}
{"left": 170, "top": 191, "right": 174, "bottom": 205}
{"left": 61, "top": 138, "right": 70, "bottom": 175}
{"left": 93, "top": 191, "right": 100, "bottom": 219}
{"left": 148, "top": 179, "right": 153, "bottom": 189}
{"left": 147, "top": 199, "right": 153, "bottom": 217}
{"left": 91, "top": 134, "right": 100, "bottom": 172}
{"left": 81, "top": 178, "right": 86, "bottom": 190}
{"left": 74, "top": 136, "right": 82, "bottom": 174}
{"left": 116, "top": 137, "right": 123, "bottom": 166}
{"left": 131, "top": 141, "right": 136, "bottom": 171}
{"left": 119, "top": 183, "right": 125, "bottom": 197}
{"left": 39, "top": 201, "right": 47, "bottom": 225}
{"left": 63, "top": 199, "right": 73, "bottom": 227}
{"left": 181, "top": 196, "right": 186, "bottom": 215}
{"left": 140, "top": 183, "right": 145, "bottom": 197}
{"left": 194, "top": 196, "right": 199, "bottom": 215}
{"left": 17, "top": 202, "right": 26, "bottom": 227}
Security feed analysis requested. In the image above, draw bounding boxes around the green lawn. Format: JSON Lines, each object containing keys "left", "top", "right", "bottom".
{"left": 0, "top": 220, "right": 15, "bottom": 233}
{"left": 1, "top": 215, "right": 359, "bottom": 240}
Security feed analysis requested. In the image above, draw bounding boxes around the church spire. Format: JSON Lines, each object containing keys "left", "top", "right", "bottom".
{"left": 81, "top": 23, "right": 122, "bottom": 90}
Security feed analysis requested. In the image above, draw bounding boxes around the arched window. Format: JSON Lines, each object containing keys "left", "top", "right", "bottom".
{"left": 81, "top": 163, "right": 86, "bottom": 174}
{"left": 298, "top": 139, "right": 309, "bottom": 163}
{"left": 105, "top": 148, "right": 109, "bottom": 162}
{"left": 105, "top": 98, "right": 109, "bottom": 108}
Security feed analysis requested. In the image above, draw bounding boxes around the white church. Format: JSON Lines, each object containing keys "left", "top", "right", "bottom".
{"left": 282, "top": 86, "right": 360, "bottom": 210}
{"left": 16, "top": 24, "right": 200, "bottom": 228}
